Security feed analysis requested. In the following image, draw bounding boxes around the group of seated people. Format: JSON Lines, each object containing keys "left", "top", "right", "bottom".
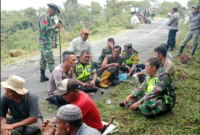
{"left": 1, "top": 29, "right": 176, "bottom": 135}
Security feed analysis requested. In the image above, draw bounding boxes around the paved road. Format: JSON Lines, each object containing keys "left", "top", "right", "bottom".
{"left": 1, "top": 18, "right": 169, "bottom": 103}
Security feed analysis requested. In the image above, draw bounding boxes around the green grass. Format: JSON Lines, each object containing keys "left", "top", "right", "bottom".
{"left": 95, "top": 20, "right": 200, "bottom": 134}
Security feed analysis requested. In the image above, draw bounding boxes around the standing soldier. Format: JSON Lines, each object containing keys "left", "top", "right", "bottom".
{"left": 38, "top": 3, "right": 61, "bottom": 82}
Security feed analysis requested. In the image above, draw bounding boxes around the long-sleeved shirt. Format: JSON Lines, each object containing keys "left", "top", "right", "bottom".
{"left": 48, "top": 63, "right": 75, "bottom": 98}
{"left": 189, "top": 11, "right": 200, "bottom": 31}
{"left": 98, "top": 46, "right": 112, "bottom": 63}
{"left": 38, "top": 11, "right": 55, "bottom": 48}
{"left": 167, "top": 12, "right": 180, "bottom": 30}
{"left": 132, "top": 69, "right": 176, "bottom": 106}
{"left": 69, "top": 36, "right": 92, "bottom": 56}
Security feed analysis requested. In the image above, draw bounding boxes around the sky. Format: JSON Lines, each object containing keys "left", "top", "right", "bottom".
{"left": 1, "top": 0, "right": 189, "bottom": 11}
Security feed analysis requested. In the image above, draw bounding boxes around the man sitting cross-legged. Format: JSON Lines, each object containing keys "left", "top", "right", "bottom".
{"left": 54, "top": 78, "right": 103, "bottom": 130}
{"left": 97, "top": 45, "right": 132, "bottom": 88}
{"left": 119, "top": 57, "right": 176, "bottom": 117}
{"left": 120, "top": 43, "right": 145, "bottom": 78}
{"left": 42, "top": 104, "right": 101, "bottom": 135}
{"left": 74, "top": 50, "right": 99, "bottom": 92}
{"left": 47, "top": 51, "right": 77, "bottom": 105}
{"left": 1, "top": 75, "right": 43, "bottom": 135}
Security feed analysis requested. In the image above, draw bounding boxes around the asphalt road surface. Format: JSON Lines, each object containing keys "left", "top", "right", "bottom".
{"left": 1, "top": 18, "right": 169, "bottom": 104}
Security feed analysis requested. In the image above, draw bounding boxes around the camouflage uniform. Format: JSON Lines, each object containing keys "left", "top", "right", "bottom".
{"left": 129, "top": 69, "right": 176, "bottom": 116}
{"left": 38, "top": 11, "right": 55, "bottom": 72}
{"left": 98, "top": 46, "right": 112, "bottom": 64}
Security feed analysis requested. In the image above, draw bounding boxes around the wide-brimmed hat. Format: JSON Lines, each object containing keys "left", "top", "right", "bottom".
{"left": 54, "top": 78, "right": 80, "bottom": 96}
{"left": 47, "top": 3, "right": 60, "bottom": 13}
{"left": 1, "top": 75, "right": 28, "bottom": 95}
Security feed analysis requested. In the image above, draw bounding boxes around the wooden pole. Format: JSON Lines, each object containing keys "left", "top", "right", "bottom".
{"left": 59, "top": 28, "right": 61, "bottom": 63}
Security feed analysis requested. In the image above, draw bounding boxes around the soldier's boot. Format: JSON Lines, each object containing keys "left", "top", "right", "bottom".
{"left": 40, "top": 70, "right": 49, "bottom": 82}
{"left": 176, "top": 46, "right": 185, "bottom": 56}
{"left": 98, "top": 70, "right": 111, "bottom": 88}
{"left": 104, "top": 80, "right": 112, "bottom": 86}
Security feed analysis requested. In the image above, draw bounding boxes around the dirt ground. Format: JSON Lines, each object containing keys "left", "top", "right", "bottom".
{"left": 1, "top": 18, "right": 169, "bottom": 114}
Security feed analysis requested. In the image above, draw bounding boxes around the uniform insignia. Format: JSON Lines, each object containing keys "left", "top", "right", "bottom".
{"left": 86, "top": 67, "right": 91, "bottom": 72}
{"left": 44, "top": 20, "right": 48, "bottom": 25}
{"left": 77, "top": 67, "right": 82, "bottom": 73}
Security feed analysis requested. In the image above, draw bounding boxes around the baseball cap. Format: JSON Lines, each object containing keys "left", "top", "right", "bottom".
{"left": 192, "top": 5, "right": 200, "bottom": 9}
{"left": 124, "top": 43, "right": 133, "bottom": 51}
{"left": 54, "top": 78, "right": 80, "bottom": 96}
{"left": 81, "top": 29, "right": 89, "bottom": 35}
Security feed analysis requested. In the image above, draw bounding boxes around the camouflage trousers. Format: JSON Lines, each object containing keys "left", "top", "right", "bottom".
{"left": 130, "top": 94, "right": 168, "bottom": 116}
{"left": 39, "top": 47, "right": 55, "bottom": 72}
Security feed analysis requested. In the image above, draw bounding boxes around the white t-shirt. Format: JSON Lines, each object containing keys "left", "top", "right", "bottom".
{"left": 136, "top": 8, "right": 139, "bottom": 12}
{"left": 131, "top": 7, "right": 135, "bottom": 12}
{"left": 69, "top": 36, "right": 92, "bottom": 56}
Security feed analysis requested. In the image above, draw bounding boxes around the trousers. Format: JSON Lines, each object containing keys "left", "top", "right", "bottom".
{"left": 39, "top": 45, "right": 55, "bottom": 72}
{"left": 6, "top": 116, "right": 43, "bottom": 135}
{"left": 167, "top": 29, "right": 178, "bottom": 49}
{"left": 178, "top": 28, "right": 200, "bottom": 56}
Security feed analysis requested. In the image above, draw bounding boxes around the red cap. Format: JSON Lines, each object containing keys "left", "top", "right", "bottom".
{"left": 81, "top": 29, "right": 89, "bottom": 35}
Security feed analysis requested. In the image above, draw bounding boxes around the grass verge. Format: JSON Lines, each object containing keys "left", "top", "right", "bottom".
{"left": 95, "top": 20, "right": 200, "bottom": 134}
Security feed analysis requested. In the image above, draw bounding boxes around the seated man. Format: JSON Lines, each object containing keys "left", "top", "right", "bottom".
{"left": 42, "top": 104, "right": 101, "bottom": 135}
{"left": 137, "top": 45, "right": 175, "bottom": 84}
{"left": 69, "top": 29, "right": 99, "bottom": 69}
{"left": 54, "top": 78, "right": 103, "bottom": 131}
{"left": 119, "top": 57, "right": 176, "bottom": 117}
{"left": 74, "top": 50, "right": 98, "bottom": 92}
{"left": 1, "top": 75, "right": 43, "bottom": 135}
{"left": 97, "top": 45, "right": 131, "bottom": 88}
{"left": 98, "top": 38, "right": 115, "bottom": 66}
{"left": 120, "top": 43, "right": 145, "bottom": 78}
{"left": 69, "top": 29, "right": 92, "bottom": 58}
{"left": 161, "top": 44, "right": 173, "bottom": 62}
{"left": 47, "top": 51, "right": 77, "bottom": 105}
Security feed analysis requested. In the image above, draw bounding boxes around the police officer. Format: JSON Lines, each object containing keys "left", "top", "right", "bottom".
{"left": 120, "top": 43, "right": 145, "bottom": 78}
{"left": 74, "top": 50, "right": 99, "bottom": 92}
{"left": 38, "top": 3, "right": 61, "bottom": 82}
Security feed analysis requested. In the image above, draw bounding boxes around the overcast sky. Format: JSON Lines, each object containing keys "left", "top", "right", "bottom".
{"left": 1, "top": 0, "right": 189, "bottom": 11}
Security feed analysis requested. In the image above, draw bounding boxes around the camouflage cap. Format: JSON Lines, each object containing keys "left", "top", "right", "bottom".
{"left": 47, "top": 3, "right": 60, "bottom": 13}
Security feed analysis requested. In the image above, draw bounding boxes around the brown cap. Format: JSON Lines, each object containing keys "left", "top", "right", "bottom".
{"left": 81, "top": 29, "right": 89, "bottom": 35}
{"left": 54, "top": 78, "right": 80, "bottom": 96}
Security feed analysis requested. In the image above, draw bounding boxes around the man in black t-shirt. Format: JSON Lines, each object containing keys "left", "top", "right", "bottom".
{"left": 1, "top": 75, "right": 43, "bottom": 135}
{"left": 97, "top": 45, "right": 131, "bottom": 88}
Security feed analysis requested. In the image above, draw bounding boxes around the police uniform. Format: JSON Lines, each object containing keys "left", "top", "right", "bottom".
{"left": 73, "top": 58, "right": 99, "bottom": 92}
{"left": 120, "top": 43, "right": 145, "bottom": 74}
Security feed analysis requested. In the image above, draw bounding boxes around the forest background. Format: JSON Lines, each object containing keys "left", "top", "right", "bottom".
{"left": 0, "top": 0, "right": 197, "bottom": 65}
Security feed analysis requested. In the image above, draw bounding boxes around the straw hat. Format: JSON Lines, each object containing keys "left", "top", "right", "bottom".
{"left": 1, "top": 75, "right": 28, "bottom": 95}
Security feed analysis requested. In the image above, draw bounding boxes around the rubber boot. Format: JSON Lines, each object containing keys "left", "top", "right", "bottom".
{"left": 98, "top": 70, "right": 111, "bottom": 88}
{"left": 40, "top": 70, "right": 49, "bottom": 82}
{"left": 104, "top": 80, "right": 112, "bottom": 86}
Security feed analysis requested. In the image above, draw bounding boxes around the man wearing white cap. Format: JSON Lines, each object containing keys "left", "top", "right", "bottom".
{"left": 42, "top": 104, "right": 101, "bottom": 135}
{"left": 1, "top": 75, "right": 43, "bottom": 135}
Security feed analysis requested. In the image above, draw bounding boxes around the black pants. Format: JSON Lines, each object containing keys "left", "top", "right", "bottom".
{"left": 46, "top": 95, "right": 70, "bottom": 106}
{"left": 120, "top": 64, "right": 145, "bottom": 73}
{"left": 167, "top": 29, "right": 178, "bottom": 49}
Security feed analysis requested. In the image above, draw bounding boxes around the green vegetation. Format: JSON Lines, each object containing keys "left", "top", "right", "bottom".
{"left": 1, "top": 0, "right": 187, "bottom": 67}
{"left": 95, "top": 20, "right": 200, "bottom": 134}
